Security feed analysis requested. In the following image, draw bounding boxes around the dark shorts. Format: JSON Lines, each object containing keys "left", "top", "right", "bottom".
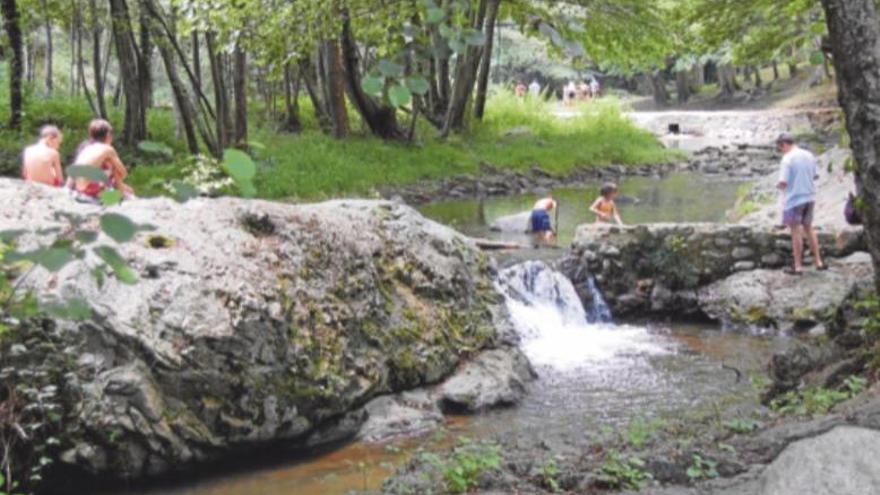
{"left": 530, "top": 209, "right": 552, "bottom": 233}
{"left": 783, "top": 202, "right": 815, "bottom": 228}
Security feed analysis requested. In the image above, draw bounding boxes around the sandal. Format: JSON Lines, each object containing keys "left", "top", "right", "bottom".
{"left": 784, "top": 267, "right": 804, "bottom": 276}
{"left": 816, "top": 264, "right": 829, "bottom": 271}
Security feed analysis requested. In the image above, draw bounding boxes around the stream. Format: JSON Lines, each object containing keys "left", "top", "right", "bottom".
{"left": 118, "top": 173, "right": 783, "bottom": 495}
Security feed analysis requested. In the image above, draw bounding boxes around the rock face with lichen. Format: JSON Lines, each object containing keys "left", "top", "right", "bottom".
{"left": 0, "top": 180, "right": 505, "bottom": 484}
{"left": 560, "top": 223, "right": 871, "bottom": 331}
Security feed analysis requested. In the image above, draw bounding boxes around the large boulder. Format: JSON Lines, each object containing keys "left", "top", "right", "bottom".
{"left": 698, "top": 252, "right": 875, "bottom": 332}
{"left": 438, "top": 347, "right": 536, "bottom": 413}
{"left": 0, "top": 180, "right": 504, "bottom": 483}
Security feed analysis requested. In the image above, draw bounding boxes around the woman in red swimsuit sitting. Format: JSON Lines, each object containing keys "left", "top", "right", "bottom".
{"left": 71, "top": 119, "right": 134, "bottom": 199}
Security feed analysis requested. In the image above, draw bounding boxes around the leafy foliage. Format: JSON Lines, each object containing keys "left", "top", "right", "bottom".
{"left": 771, "top": 376, "right": 868, "bottom": 417}
{"left": 686, "top": 454, "right": 719, "bottom": 482}
{"left": 422, "top": 437, "right": 503, "bottom": 494}
{"left": 597, "top": 453, "right": 653, "bottom": 490}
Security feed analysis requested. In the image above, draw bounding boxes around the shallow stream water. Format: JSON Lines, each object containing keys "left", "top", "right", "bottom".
{"left": 118, "top": 174, "right": 775, "bottom": 495}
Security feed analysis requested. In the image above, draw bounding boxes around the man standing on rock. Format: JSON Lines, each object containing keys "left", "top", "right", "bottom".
{"left": 776, "top": 132, "right": 827, "bottom": 274}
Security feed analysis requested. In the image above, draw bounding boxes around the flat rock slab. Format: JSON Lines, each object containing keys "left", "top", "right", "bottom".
{"left": 698, "top": 252, "right": 874, "bottom": 331}
{"left": 439, "top": 348, "right": 537, "bottom": 413}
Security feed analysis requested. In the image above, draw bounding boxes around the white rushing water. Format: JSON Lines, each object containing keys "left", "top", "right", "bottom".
{"left": 496, "top": 261, "right": 668, "bottom": 371}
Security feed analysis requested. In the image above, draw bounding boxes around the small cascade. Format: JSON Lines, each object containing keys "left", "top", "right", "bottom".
{"left": 495, "top": 261, "right": 666, "bottom": 371}
{"left": 584, "top": 277, "right": 613, "bottom": 324}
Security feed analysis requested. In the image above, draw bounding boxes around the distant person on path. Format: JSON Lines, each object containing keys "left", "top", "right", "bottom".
{"left": 564, "top": 81, "right": 577, "bottom": 107}
{"left": 515, "top": 81, "right": 527, "bottom": 98}
{"left": 21, "top": 125, "right": 64, "bottom": 187}
{"left": 531, "top": 195, "right": 558, "bottom": 243}
{"left": 70, "top": 119, "right": 134, "bottom": 200}
{"left": 776, "top": 132, "right": 826, "bottom": 275}
{"left": 590, "top": 78, "right": 601, "bottom": 98}
{"left": 529, "top": 80, "right": 541, "bottom": 98}
{"left": 590, "top": 183, "right": 623, "bottom": 225}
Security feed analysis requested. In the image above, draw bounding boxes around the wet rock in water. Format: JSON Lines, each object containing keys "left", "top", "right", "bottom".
{"left": 490, "top": 211, "right": 532, "bottom": 233}
{"left": 356, "top": 392, "right": 443, "bottom": 442}
{"left": 439, "top": 347, "right": 537, "bottom": 413}
{"left": 0, "top": 179, "right": 503, "bottom": 483}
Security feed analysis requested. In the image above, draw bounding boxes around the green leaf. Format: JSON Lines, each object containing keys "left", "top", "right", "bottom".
{"left": 75, "top": 230, "right": 99, "bottom": 244}
{"left": 248, "top": 141, "right": 266, "bottom": 151}
{"left": 426, "top": 7, "right": 445, "bottom": 24}
{"left": 100, "top": 213, "right": 137, "bottom": 243}
{"left": 9, "top": 247, "right": 76, "bottom": 271}
{"left": 66, "top": 165, "right": 107, "bottom": 182}
{"left": 405, "top": 76, "right": 430, "bottom": 95}
{"left": 388, "top": 84, "right": 413, "bottom": 107}
{"left": 43, "top": 298, "right": 92, "bottom": 321}
{"left": 99, "top": 189, "right": 123, "bottom": 206}
{"left": 222, "top": 149, "right": 257, "bottom": 182}
{"left": 362, "top": 76, "right": 385, "bottom": 96}
{"left": 464, "top": 29, "right": 486, "bottom": 46}
{"left": 809, "top": 50, "right": 824, "bottom": 66}
{"left": 94, "top": 246, "right": 138, "bottom": 284}
{"left": 377, "top": 59, "right": 404, "bottom": 78}
{"left": 0, "top": 229, "right": 25, "bottom": 242}
{"left": 171, "top": 180, "right": 200, "bottom": 203}
{"left": 137, "top": 140, "right": 174, "bottom": 157}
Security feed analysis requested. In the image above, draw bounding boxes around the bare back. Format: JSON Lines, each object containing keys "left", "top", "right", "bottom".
{"left": 22, "top": 143, "right": 62, "bottom": 186}
{"left": 72, "top": 142, "right": 129, "bottom": 194}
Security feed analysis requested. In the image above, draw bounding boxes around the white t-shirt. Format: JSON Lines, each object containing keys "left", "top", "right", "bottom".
{"left": 778, "top": 146, "right": 818, "bottom": 210}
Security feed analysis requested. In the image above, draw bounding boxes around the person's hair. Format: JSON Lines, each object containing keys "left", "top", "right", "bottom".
{"left": 600, "top": 182, "right": 618, "bottom": 198}
{"left": 776, "top": 133, "right": 795, "bottom": 146}
{"left": 39, "top": 125, "right": 61, "bottom": 140}
{"left": 88, "top": 119, "right": 113, "bottom": 142}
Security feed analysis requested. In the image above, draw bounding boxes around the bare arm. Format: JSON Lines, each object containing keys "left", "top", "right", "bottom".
{"left": 51, "top": 150, "right": 63, "bottom": 183}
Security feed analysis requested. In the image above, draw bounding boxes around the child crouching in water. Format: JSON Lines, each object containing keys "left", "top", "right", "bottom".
{"left": 590, "top": 183, "right": 623, "bottom": 225}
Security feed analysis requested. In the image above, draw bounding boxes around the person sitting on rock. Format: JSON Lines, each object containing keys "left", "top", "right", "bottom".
{"left": 21, "top": 125, "right": 64, "bottom": 187}
{"left": 530, "top": 195, "right": 557, "bottom": 243}
{"left": 70, "top": 119, "right": 134, "bottom": 201}
{"left": 590, "top": 183, "right": 623, "bottom": 225}
{"left": 776, "top": 132, "right": 826, "bottom": 275}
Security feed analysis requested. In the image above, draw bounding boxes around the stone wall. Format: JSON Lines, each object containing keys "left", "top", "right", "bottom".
{"left": 560, "top": 223, "right": 867, "bottom": 321}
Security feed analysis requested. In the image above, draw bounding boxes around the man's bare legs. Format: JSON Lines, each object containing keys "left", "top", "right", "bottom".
{"left": 803, "top": 225, "right": 825, "bottom": 268}
{"left": 790, "top": 225, "right": 804, "bottom": 272}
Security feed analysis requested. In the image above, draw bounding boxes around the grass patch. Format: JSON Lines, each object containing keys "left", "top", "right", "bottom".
{"left": 131, "top": 93, "right": 681, "bottom": 200}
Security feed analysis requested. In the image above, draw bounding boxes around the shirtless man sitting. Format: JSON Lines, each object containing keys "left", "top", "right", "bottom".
{"left": 71, "top": 119, "right": 134, "bottom": 198}
{"left": 22, "top": 125, "right": 64, "bottom": 186}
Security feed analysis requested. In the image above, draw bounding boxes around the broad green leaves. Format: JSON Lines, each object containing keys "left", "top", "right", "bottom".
{"left": 389, "top": 84, "right": 413, "bottom": 107}
{"left": 222, "top": 149, "right": 257, "bottom": 198}
{"left": 405, "top": 76, "right": 430, "bottom": 96}
{"left": 94, "top": 246, "right": 138, "bottom": 284}
{"left": 99, "top": 189, "right": 123, "bottom": 207}
{"left": 362, "top": 76, "right": 385, "bottom": 96}
{"left": 137, "top": 140, "right": 174, "bottom": 158}
{"left": 100, "top": 213, "right": 137, "bottom": 243}
{"left": 66, "top": 165, "right": 108, "bottom": 182}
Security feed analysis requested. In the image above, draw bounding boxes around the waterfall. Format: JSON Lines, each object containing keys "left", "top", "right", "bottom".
{"left": 585, "top": 277, "right": 613, "bottom": 324}
{"left": 496, "top": 261, "right": 666, "bottom": 371}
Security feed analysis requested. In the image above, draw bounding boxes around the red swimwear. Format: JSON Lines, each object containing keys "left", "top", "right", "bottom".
{"left": 80, "top": 163, "right": 113, "bottom": 197}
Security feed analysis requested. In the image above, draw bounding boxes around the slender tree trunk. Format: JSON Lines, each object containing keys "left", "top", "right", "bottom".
{"left": 675, "top": 70, "right": 690, "bottom": 103}
{"left": 206, "top": 31, "right": 231, "bottom": 149}
{"left": 90, "top": 0, "right": 107, "bottom": 117}
{"left": 109, "top": 0, "right": 147, "bottom": 144}
{"left": 754, "top": 65, "right": 763, "bottom": 88}
{"left": 69, "top": 18, "right": 77, "bottom": 95}
{"left": 474, "top": 0, "right": 500, "bottom": 120}
{"left": 820, "top": 0, "right": 880, "bottom": 291}
{"left": 283, "top": 63, "right": 302, "bottom": 133}
{"left": 232, "top": 46, "right": 247, "bottom": 145}
{"left": 138, "top": 8, "right": 153, "bottom": 109}
{"left": 788, "top": 62, "right": 799, "bottom": 78}
{"left": 1, "top": 0, "right": 24, "bottom": 128}
{"left": 76, "top": 20, "right": 98, "bottom": 115}
{"left": 772, "top": 60, "right": 780, "bottom": 80}
{"left": 441, "top": 0, "right": 488, "bottom": 136}
{"left": 320, "top": 39, "right": 348, "bottom": 139}
{"left": 191, "top": 31, "right": 201, "bottom": 87}
{"left": 648, "top": 70, "right": 669, "bottom": 106}
{"left": 43, "top": 19, "right": 53, "bottom": 95}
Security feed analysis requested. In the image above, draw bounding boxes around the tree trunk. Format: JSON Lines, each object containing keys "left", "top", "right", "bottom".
{"left": 206, "top": 31, "right": 231, "bottom": 149}
{"left": 473, "top": 0, "right": 500, "bottom": 120}
{"left": 1, "top": 0, "right": 23, "bottom": 128}
{"left": 339, "top": 11, "right": 402, "bottom": 140}
{"left": 441, "top": 0, "right": 487, "bottom": 136}
{"left": 76, "top": 18, "right": 98, "bottom": 116}
{"left": 69, "top": 19, "right": 77, "bottom": 95}
{"left": 772, "top": 60, "right": 780, "bottom": 80}
{"left": 788, "top": 62, "right": 799, "bottom": 78}
{"left": 719, "top": 64, "right": 739, "bottom": 98}
{"left": 754, "top": 65, "right": 764, "bottom": 88}
{"left": 109, "top": 0, "right": 147, "bottom": 144}
{"left": 283, "top": 63, "right": 302, "bottom": 133}
{"left": 232, "top": 46, "right": 247, "bottom": 145}
{"left": 191, "top": 31, "right": 201, "bottom": 87}
{"left": 648, "top": 71, "right": 669, "bottom": 106}
{"left": 43, "top": 19, "right": 53, "bottom": 95}
{"left": 140, "top": 0, "right": 199, "bottom": 153}
{"left": 320, "top": 39, "right": 348, "bottom": 139}
{"left": 138, "top": 7, "right": 153, "bottom": 109}
{"left": 820, "top": 0, "right": 880, "bottom": 291}
{"left": 90, "top": 0, "right": 107, "bottom": 117}
{"left": 675, "top": 70, "right": 690, "bottom": 103}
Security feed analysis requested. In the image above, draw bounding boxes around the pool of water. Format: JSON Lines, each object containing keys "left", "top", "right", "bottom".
{"left": 418, "top": 172, "right": 747, "bottom": 247}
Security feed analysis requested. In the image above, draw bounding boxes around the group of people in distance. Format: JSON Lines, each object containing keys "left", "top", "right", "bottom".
{"left": 515, "top": 80, "right": 543, "bottom": 98}
{"left": 528, "top": 132, "right": 827, "bottom": 276}
{"left": 563, "top": 79, "right": 601, "bottom": 106}
{"left": 21, "top": 119, "right": 134, "bottom": 201}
